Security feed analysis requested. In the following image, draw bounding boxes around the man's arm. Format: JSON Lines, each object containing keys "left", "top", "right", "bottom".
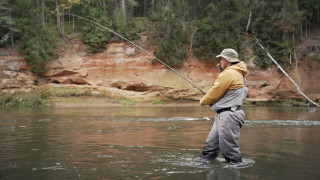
{"left": 200, "top": 71, "right": 233, "bottom": 105}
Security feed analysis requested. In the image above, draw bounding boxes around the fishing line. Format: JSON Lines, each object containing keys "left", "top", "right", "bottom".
{"left": 64, "top": 13, "right": 206, "bottom": 94}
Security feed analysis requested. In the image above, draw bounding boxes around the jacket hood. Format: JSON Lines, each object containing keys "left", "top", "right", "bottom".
{"left": 228, "top": 61, "right": 248, "bottom": 75}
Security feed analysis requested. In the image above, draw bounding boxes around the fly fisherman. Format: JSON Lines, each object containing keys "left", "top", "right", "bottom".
{"left": 200, "top": 48, "right": 248, "bottom": 164}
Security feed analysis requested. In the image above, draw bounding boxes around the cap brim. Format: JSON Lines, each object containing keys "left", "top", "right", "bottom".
{"left": 216, "top": 55, "right": 239, "bottom": 62}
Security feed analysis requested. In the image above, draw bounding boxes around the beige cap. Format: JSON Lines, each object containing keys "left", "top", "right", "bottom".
{"left": 216, "top": 48, "right": 240, "bottom": 62}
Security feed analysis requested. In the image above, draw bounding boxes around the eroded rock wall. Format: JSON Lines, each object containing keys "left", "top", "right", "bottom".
{"left": 1, "top": 40, "right": 319, "bottom": 101}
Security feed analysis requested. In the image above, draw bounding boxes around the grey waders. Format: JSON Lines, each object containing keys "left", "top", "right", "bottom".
{"left": 201, "top": 108, "right": 244, "bottom": 163}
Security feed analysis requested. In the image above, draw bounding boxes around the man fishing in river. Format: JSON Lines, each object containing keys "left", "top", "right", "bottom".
{"left": 199, "top": 48, "right": 248, "bottom": 164}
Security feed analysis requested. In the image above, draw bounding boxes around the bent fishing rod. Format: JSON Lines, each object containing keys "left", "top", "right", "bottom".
{"left": 65, "top": 13, "right": 206, "bottom": 94}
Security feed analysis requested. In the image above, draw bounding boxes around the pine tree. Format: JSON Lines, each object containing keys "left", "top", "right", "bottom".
{"left": 81, "top": 0, "right": 111, "bottom": 53}
{"left": 113, "top": 0, "right": 138, "bottom": 40}
{"left": 251, "top": 0, "right": 304, "bottom": 68}
{"left": 0, "top": 0, "right": 15, "bottom": 47}
{"left": 17, "top": 0, "right": 56, "bottom": 74}
{"left": 193, "top": 0, "right": 248, "bottom": 61}
{"left": 150, "top": 0, "right": 190, "bottom": 66}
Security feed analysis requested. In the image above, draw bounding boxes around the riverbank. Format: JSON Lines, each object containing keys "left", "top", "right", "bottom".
{"left": 0, "top": 86, "right": 318, "bottom": 108}
{"left": 46, "top": 96, "right": 320, "bottom": 108}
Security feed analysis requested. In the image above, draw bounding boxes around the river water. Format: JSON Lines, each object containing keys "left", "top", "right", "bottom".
{"left": 0, "top": 106, "right": 319, "bottom": 179}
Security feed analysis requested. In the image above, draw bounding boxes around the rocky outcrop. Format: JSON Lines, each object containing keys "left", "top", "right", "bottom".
{"left": 1, "top": 37, "right": 319, "bottom": 101}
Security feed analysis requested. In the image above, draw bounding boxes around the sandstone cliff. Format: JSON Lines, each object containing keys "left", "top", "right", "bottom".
{"left": 1, "top": 34, "right": 319, "bottom": 102}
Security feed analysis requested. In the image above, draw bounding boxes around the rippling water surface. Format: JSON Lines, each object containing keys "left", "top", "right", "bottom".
{"left": 0, "top": 106, "right": 319, "bottom": 179}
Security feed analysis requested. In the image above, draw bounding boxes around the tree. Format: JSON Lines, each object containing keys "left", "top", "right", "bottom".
{"left": 17, "top": 0, "right": 56, "bottom": 74}
{"left": 54, "top": 0, "right": 80, "bottom": 37}
{"left": 0, "top": 0, "right": 15, "bottom": 47}
{"left": 113, "top": 0, "right": 138, "bottom": 40}
{"left": 81, "top": 0, "right": 111, "bottom": 53}
{"left": 150, "top": 0, "right": 191, "bottom": 66}
{"left": 250, "top": 0, "right": 304, "bottom": 68}
{"left": 193, "top": 0, "right": 248, "bottom": 61}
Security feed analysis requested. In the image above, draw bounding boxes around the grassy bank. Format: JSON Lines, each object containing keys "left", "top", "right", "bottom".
{"left": 1, "top": 87, "right": 318, "bottom": 107}
{"left": 0, "top": 87, "right": 138, "bottom": 107}
{"left": 0, "top": 88, "right": 49, "bottom": 107}
{"left": 244, "top": 99, "right": 318, "bottom": 107}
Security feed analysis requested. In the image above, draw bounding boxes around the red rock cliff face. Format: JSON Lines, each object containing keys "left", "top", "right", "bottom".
{"left": 1, "top": 38, "right": 319, "bottom": 101}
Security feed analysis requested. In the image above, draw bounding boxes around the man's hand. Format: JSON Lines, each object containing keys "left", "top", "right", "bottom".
{"left": 200, "top": 99, "right": 204, "bottom": 106}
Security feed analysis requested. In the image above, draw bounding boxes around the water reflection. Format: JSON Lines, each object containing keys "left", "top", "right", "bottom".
{"left": 207, "top": 168, "right": 240, "bottom": 180}
{"left": 0, "top": 106, "right": 319, "bottom": 179}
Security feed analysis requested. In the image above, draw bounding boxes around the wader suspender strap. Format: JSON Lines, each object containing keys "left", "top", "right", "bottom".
{"left": 230, "top": 76, "right": 246, "bottom": 112}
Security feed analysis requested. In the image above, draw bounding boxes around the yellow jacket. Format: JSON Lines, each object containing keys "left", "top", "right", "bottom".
{"left": 200, "top": 61, "right": 248, "bottom": 105}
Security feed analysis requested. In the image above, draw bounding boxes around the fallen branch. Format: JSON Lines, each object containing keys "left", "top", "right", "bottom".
{"left": 256, "top": 38, "right": 319, "bottom": 107}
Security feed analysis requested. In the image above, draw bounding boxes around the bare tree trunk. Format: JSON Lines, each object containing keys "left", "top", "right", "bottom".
{"left": 41, "top": 0, "right": 45, "bottom": 26}
{"left": 190, "top": 28, "right": 198, "bottom": 53}
{"left": 246, "top": 10, "right": 252, "bottom": 35}
{"left": 308, "top": 19, "right": 311, "bottom": 36}
{"left": 289, "top": 54, "right": 292, "bottom": 64}
{"left": 36, "top": 0, "right": 40, "bottom": 23}
{"left": 194, "top": 0, "right": 197, "bottom": 19}
{"left": 62, "top": 6, "right": 65, "bottom": 37}
{"left": 305, "top": 20, "right": 307, "bottom": 39}
{"left": 8, "top": 1, "right": 14, "bottom": 47}
{"left": 144, "top": 0, "right": 148, "bottom": 17}
{"left": 10, "top": 29, "right": 13, "bottom": 47}
{"left": 300, "top": 23, "right": 302, "bottom": 39}
{"left": 69, "top": 11, "right": 70, "bottom": 27}
{"left": 292, "top": 32, "right": 294, "bottom": 45}
{"left": 56, "top": 0, "right": 62, "bottom": 34}
{"left": 121, "top": 0, "right": 126, "bottom": 19}
{"left": 72, "top": 11, "right": 75, "bottom": 30}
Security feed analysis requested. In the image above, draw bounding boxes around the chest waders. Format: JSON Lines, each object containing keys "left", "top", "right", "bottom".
{"left": 200, "top": 76, "right": 247, "bottom": 163}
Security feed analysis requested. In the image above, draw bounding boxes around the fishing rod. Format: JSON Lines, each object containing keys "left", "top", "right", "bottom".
{"left": 64, "top": 13, "right": 206, "bottom": 94}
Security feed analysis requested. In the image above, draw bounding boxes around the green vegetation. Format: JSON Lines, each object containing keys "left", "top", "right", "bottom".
{"left": 46, "top": 87, "right": 92, "bottom": 97}
{"left": 0, "top": 87, "right": 138, "bottom": 107}
{"left": 16, "top": 0, "right": 56, "bottom": 74}
{"left": 0, "top": 0, "right": 319, "bottom": 73}
{"left": 0, "top": 87, "right": 92, "bottom": 107}
{"left": 253, "top": 43, "right": 272, "bottom": 69}
{"left": 244, "top": 99, "right": 311, "bottom": 107}
{"left": 1, "top": 87, "right": 314, "bottom": 107}
{"left": 310, "top": 54, "right": 320, "bottom": 62}
{"left": 150, "top": 0, "right": 189, "bottom": 66}
{"left": 81, "top": 2, "right": 111, "bottom": 53}
{"left": 119, "top": 99, "right": 136, "bottom": 105}
{"left": 193, "top": 0, "right": 247, "bottom": 60}
{"left": 152, "top": 100, "right": 164, "bottom": 105}
{"left": 0, "top": 89, "right": 48, "bottom": 107}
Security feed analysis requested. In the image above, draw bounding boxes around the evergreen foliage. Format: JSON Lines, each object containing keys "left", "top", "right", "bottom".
{"left": 253, "top": 43, "right": 272, "bottom": 69}
{"left": 0, "top": 0, "right": 14, "bottom": 47}
{"left": 114, "top": 7, "right": 138, "bottom": 40}
{"left": 150, "top": 0, "right": 190, "bottom": 66}
{"left": 114, "top": 7, "right": 127, "bottom": 36}
{"left": 0, "top": 0, "right": 13, "bottom": 29}
{"left": 193, "top": 0, "right": 248, "bottom": 61}
{"left": 250, "top": 0, "right": 303, "bottom": 68}
{"left": 81, "top": 1, "right": 111, "bottom": 53}
{"left": 2, "top": 0, "right": 320, "bottom": 72}
{"left": 17, "top": 0, "right": 56, "bottom": 74}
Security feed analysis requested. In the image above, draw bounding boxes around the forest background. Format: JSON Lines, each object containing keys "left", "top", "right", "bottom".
{"left": 1, "top": 0, "right": 320, "bottom": 74}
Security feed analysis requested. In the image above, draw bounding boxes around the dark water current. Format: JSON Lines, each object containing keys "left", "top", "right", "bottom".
{"left": 0, "top": 106, "right": 319, "bottom": 179}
